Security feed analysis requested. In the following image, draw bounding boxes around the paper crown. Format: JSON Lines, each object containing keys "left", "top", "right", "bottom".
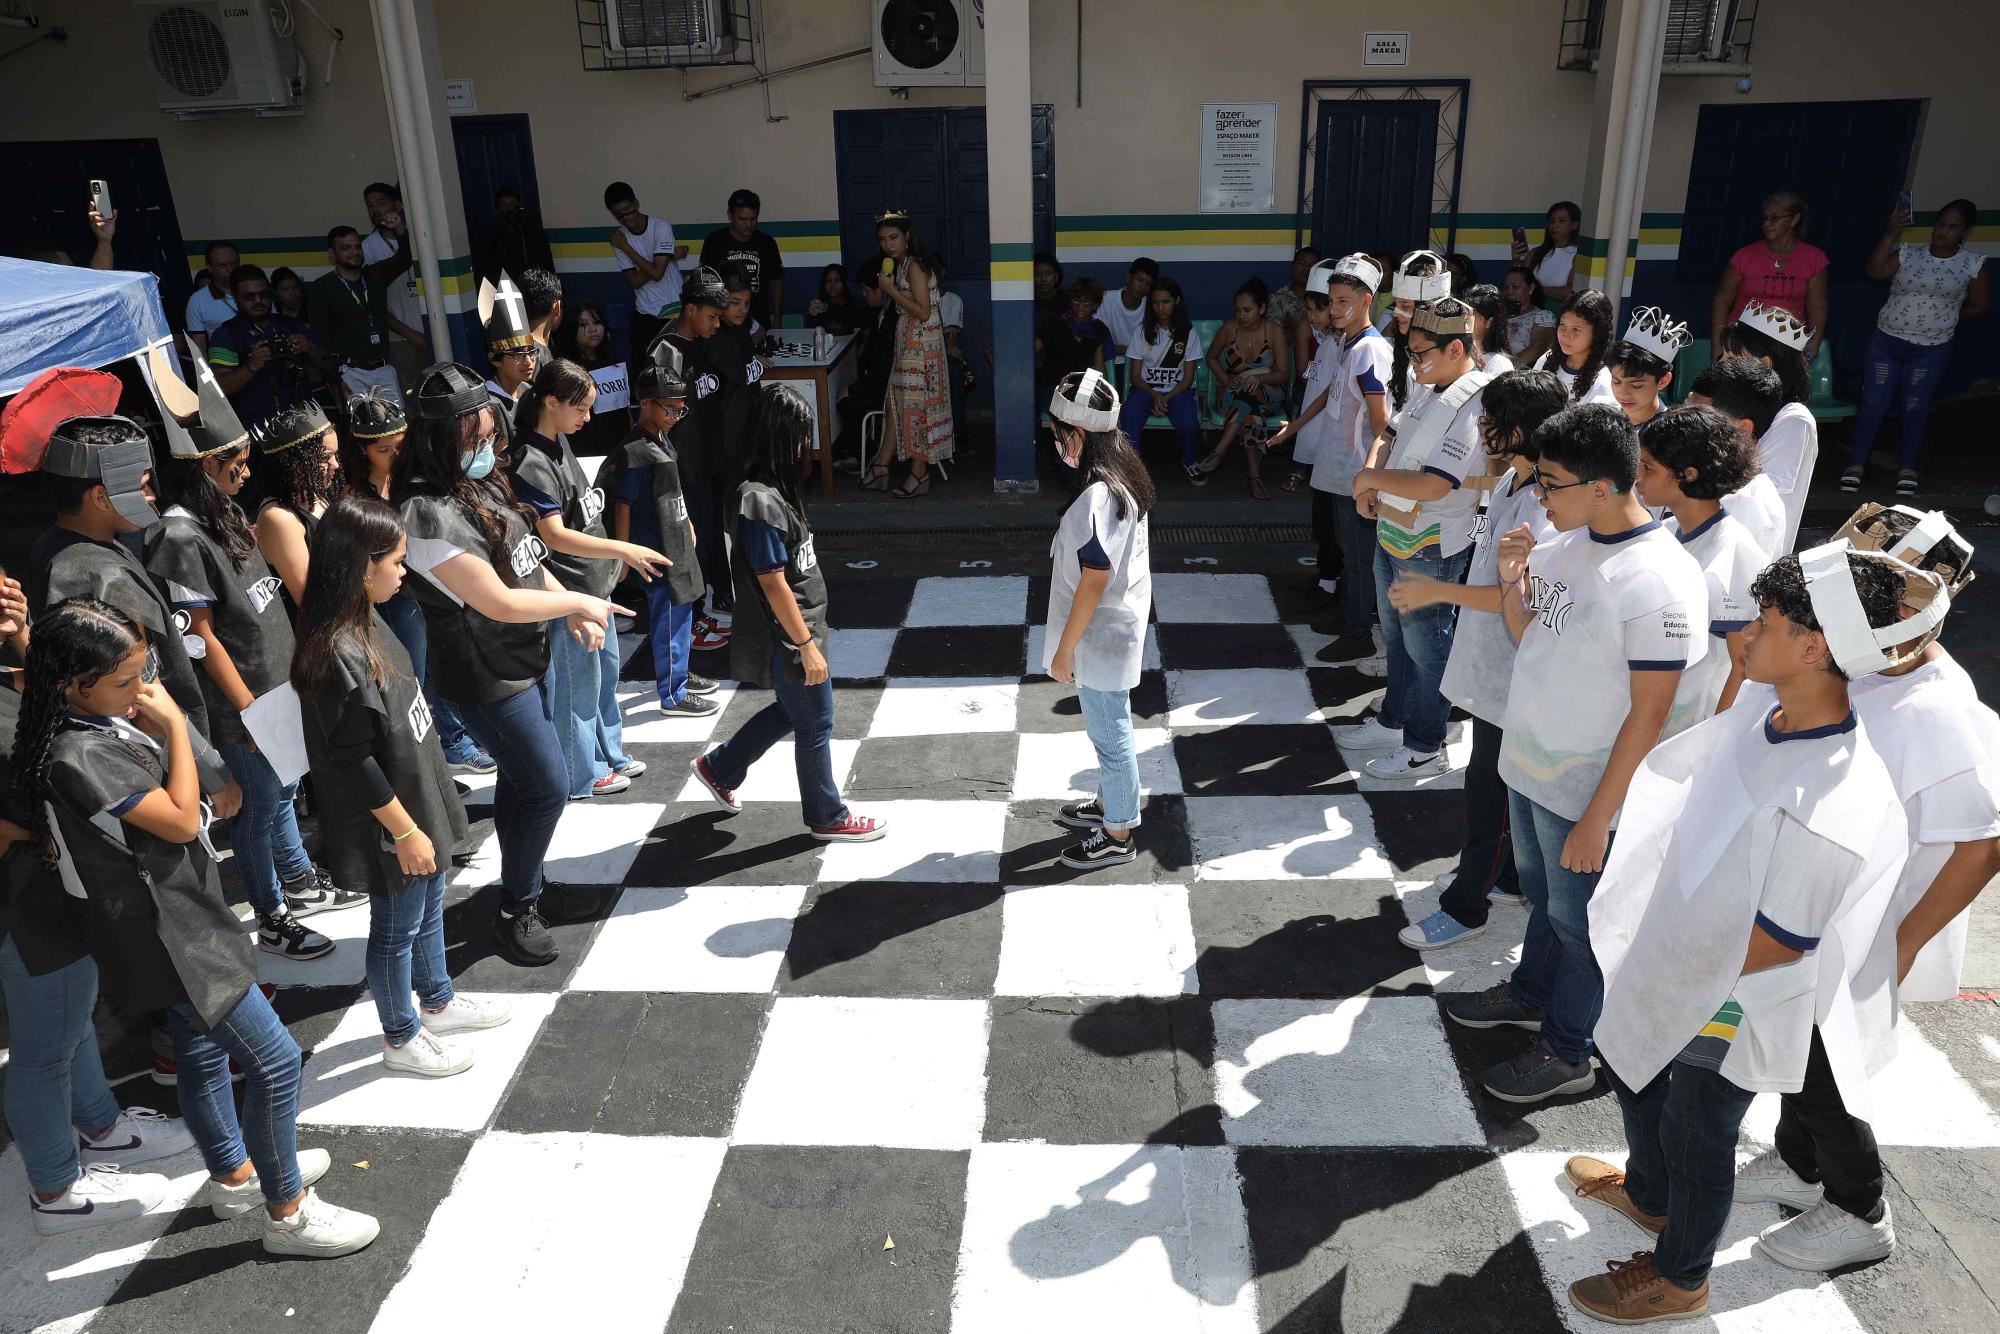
{"left": 1049, "top": 369, "right": 1120, "bottom": 433}
{"left": 0, "top": 366, "right": 124, "bottom": 475}
{"left": 1801, "top": 540, "right": 1951, "bottom": 678}
{"left": 1391, "top": 250, "right": 1450, "bottom": 302}
{"left": 346, "top": 386, "right": 406, "bottom": 440}
{"left": 410, "top": 363, "right": 491, "bottom": 422}
{"left": 635, "top": 338, "right": 689, "bottom": 401}
{"left": 479, "top": 274, "right": 535, "bottom": 351}
{"left": 1410, "top": 298, "right": 1474, "bottom": 340}
{"left": 1738, "top": 299, "right": 1812, "bottom": 352}
{"left": 874, "top": 208, "right": 910, "bottom": 224}
{"left": 154, "top": 337, "right": 249, "bottom": 459}
{"left": 1834, "top": 502, "right": 1976, "bottom": 598}
{"left": 1620, "top": 306, "right": 1692, "bottom": 364}
{"left": 251, "top": 399, "right": 331, "bottom": 455}
{"left": 1306, "top": 253, "right": 1383, "bottom": 298}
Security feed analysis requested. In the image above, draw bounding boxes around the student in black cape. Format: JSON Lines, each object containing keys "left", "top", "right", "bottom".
{"left": 294, "top": 496, "right": 507, "bottom": 1078}
{"left": 18, "top": 598, "right": 378, "bottom": 1258}
{"left": 651, "top": 267, "right": 733, "bottom": 651}
{"left": 250, "top": 399, "right": 342, "bottom": 607}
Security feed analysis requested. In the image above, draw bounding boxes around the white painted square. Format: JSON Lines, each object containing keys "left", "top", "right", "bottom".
{"left": 370, "top": 1132, "right": 727, "bottom": 1334}
{"left": 1394, "top": 877, "right": 1527, "bottom": 993}
{"left": 732, "top": 996, "right": 989, "bottom": 1149}
{"left": 1742, "top": 1023, "right": 2000, "bottom": 1148}
{"left": 1150, "top": 573, "right": 1278, "bottom": 624}
{"left": 549, "top": 801, "right": 665, "bottom": 883}
{"left": 674, "top": 738, "right": 859, "bottom": 803}
{"left": 1011, "top": 727, "right": 1182, "bottom": 800}
{"left": 997, "top": 884, "right": 1198, "bottom": 997}
{"left": 827, "top": 627, "right": 898, "bottom": 679}
{"left": 1502, "top": 1150, "right": 1867, "bottom": 1333}
{"left": 620, "top": 682, "right": 739, "bottom": 743}
{"left": 815, "top": 799, "right": 1008, "bottom": 883}
{"left": 568, "top": 885, "right": 808, "bottom": 993}
{"left": 1210, "top": 997, "right": 1482, "bottom": 1146}
{"left": 906, "top": 575, "right": 1030, "bottom": 627}
{"left": 1166, "top": 669, "right": 1323, "bottom": 729}
{"left": 297, "top": 991, "right": 556, "bottom": 1132}
{"left": 952, "top": 1143, "right": 1258, "bottom": 1334}
{"left": 867, "top": 677, "right": 1020, "bottom": 737}
{"left": 254, "top": 903, "right": 368, "bottom": 988}
{"left": 1186, "top": 795, "right": 1393, "bottom": 880}
{"left": 1028, "top": 623, "right": 1160, "bottom": 675}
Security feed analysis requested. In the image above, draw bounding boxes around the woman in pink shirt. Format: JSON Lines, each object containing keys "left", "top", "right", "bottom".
{"left": 1711, "top": 191, "right": 1829, "bottom": 358}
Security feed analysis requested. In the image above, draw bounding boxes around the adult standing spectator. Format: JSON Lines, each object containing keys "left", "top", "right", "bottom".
{"left": 1511, "top": 201, "right": 1582, "bottom": 307}
{"left": 484, "top": 187, "right": 556, "bottom": 286}
{"left": 1712, "top": 190, "right": 1829, "bottom": 357}
{"left": 861, "top": 210, "right": 953, "bottom": 498}
{"left": 185, "top": 241, "right": 240, "bottom": 354}
{"left": 271, "top": 268, "right": 309, "bottom": 322}
{"left": 209, "top": 266, "right": 328, "bottom": 423}
{"left": 308, "top": 224, "right": 413, "bottom": 406}
{"left": 363, "top": 183, "right": 428, "bottom": 389}
{"left": 700, "top": 188, "right": 784, "bottom": 330}
{"left": 605, "top": 181, "right": 687, "bottom": 369}
{"left": 1844, "top": 198, "right": 1989, "bottom": 494}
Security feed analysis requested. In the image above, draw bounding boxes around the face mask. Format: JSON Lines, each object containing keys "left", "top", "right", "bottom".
{"left": 460, "top": 438, "right": 496, "bottom": 481}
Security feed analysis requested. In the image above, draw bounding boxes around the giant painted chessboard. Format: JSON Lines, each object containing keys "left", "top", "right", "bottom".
{"left": 5, "top": 565, "right": 2000, "bottom": 1334}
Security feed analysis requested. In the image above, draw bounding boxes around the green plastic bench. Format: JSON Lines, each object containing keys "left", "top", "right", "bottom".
{"left": 1806, "top": 342, "right": 1856, "bottom": 421}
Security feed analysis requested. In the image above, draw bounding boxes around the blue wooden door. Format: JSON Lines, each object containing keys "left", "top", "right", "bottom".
{"left": 1312, "top": 100, "right": 1437, "bottom": 260}
{"left": 451, "top": 114, "right": 543, "bottom": 283}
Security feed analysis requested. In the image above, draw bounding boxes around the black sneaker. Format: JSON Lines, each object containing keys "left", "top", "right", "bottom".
{"left": 662, "top": 693, "right": 720, "bottom": 717}
{"left": 685, "top": 674, "right": 721, "bottom": 696}
{"left": 283, "top": 866, "right": 368, "bottom": 918}
{"left": 1184, "top": 463, "right": 1209, "bottom": 488}
{"left": 1442, "top": 982, "right": 1544, "bottom": 1032}
{"left": 258, "top": 911, "right": 335, "bottom": 961}
{"left": 1480, "top": 1042, "right": 1598, "bottom": 1104}
{"left": 1056, "top": 798, "right": 1104, "bottom": 830}
{"left": 1315, "top": 634, "right": 1377, "bottom": 664}
{"left": 493, "top": 906, "right": 558, "bottom": 967}
{"left": 537, "top": 880, "right": 604, "bottom": 925}
{"left": 1060, "top": 828, "right": 1138, "bottom": 871}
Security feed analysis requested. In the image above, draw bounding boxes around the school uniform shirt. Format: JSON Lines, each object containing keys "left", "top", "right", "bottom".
{"left": 1291, "top": 331, "right": 1344, "bottom": 471}
{"left": 1440, "top": 470, "right": 1554, "bottom": 726}
{"left": 729, "top": 481, "right": 825, "bottom": 689}
{"left": 1482, "top": 350, "right": 1516, "bottom": 376}
{"left": 1499, "top": 520, "right": 1712, "bottom": 823}
{"left": 1126, "top": 323, "right": 1205, "bottom": 396}
{"left": 1547, "top": 360, "right": 1618, "bottom": 407}
{"left": 1043, "top": 480, "right": 1152, "bottom": 692}
{"left": 1721, "top": 472, "right": 1787, "bottom": 556}
{"left": 1753, "top": 401, "right": 1817, "bottom": 553}
{"left": 1372, "top": 372, "right": 1487, "bottom": 561}
{"left": 0, "top": 686, "right": 88, "bottom": 975}
{"left": 599, "top": 426, "right": 704, "bottom": 607}
{"left": 399, "top": 486, "right": 552, "bottom": 705}
{"left": 146, "top": 509, "right": 297, "bottom": 747}
{"left": 616, "top": 216, "right": 684, "bottom": 317}
{"left": 1311, "top": 325, "right": 1393, "bottom": 498}
{"left": 512, "top": 429, "right": 619, "bottom": 599}
{"left": 298, "top": 619, "right": 469, "bottom": 898}
{"left": 362, "top": 225, "right": 425, "bottom": 341}
{"left": 47, "top": 714, "right": 257, "bottom": 1030}
{"left": 1099, "top": 290, "right": 1149, "bottom": 357}
{"left": 1590, "top": 701, "right": 1906, "bottom": 1112}
{"left": 1668, "top": 509, "right": 1767, "bottom": 715}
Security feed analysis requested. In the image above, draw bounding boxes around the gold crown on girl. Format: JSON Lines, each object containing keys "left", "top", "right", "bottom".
{"left": 1738, "top": 299, "right": 1813, "bottom": 352}
{"left": 1621, "top": 306, "right": 1691, "bottom": 364}
{"left": 874, "top": 208, "right": 910, "bottom": 224}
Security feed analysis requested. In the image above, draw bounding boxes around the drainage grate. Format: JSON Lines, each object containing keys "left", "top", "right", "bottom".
{"left": 816, "top": 522, "right": 1311, "bottom": 549}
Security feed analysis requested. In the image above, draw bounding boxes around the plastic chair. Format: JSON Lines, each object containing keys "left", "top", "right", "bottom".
{"left": 1806, "top": 343, "right": 1856, "bottom": 421}
{"left": 1672, "top": 338, "right": 1710, "bottom": 403}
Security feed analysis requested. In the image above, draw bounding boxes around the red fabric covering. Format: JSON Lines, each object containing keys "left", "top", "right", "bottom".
{"left": 0, "top": 366, "right": 122, "bottom": 474}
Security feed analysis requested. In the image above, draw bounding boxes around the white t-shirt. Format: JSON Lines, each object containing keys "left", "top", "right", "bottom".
{"left": 1291, "top": 330, "right": 1343, "bottom": 471}
{"left": 362, "top": 227, "right": 424, "bottom": 335}
{"left": 1311, "top": 326, "right": 1393, "bottom": 497}
{"left": 1100, "top": 289, "right": 1149, "bottom": 358}
{"left": 1721, "top": 472, "right": 1787, "bottom": 557}
{"left": 1441, "top": 470, "right": 1554, "bottom": 726}
{"left": 1755, "top": 401, "right": 1817, "bottom": 552}
{"left": 1669, "top": 509, "right": 1768, "bottom": 715}
{"left": 1545, "top": 359, "right": 1617, "bottom": 407}
{"left": 1127, "top": 323, "right": 1204, "bottom": 394}
{"left": 1499, "top": 520, "right": 1712, "bottom": 822}
{"left": 1878, "top": 245, "right": 1986, "bottom": 347}
{"left": 1533, "top": 244, "right": 1578, "bottom": 291}
{"left": 1482, "top": 350, "right": 1515, "bottom": 377}
{"left": 1506, "top": 307, "right": 1554, "bottom": 356}
{"left": 616, "top": 216, "right": 683, "bottom": 317}
{"left": 938, "top": 290, "right": 964, "bottom": 332}
{"left": 1043, "top": 480, "right": 1151, "bottom": 691}
{"left": 1373, "top": 373, "right": 1486, "bottom": 561}
{"left": 186, "top": 285, "right": 237, "bottom": 337}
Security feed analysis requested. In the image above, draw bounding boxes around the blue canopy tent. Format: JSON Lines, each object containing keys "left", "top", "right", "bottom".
{"left": 0, "top": 256, "right": 172, "bottom": 396}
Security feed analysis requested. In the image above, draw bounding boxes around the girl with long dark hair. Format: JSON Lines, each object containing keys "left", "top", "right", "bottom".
{"left": 1513, "top": 200, "right": 1581, "bottom": 305}
{"left": 294, "top": 497, "right": 501, "bottom": 1078}
{"left": 1199, "top": 278, "right": 1289, "bottom": 495}
{"left": 864, "top": 210, "right": 955, "bottom": 497}
{"left": 1117, "top": 275, "right": 1206, "bottom": 482}
{"left": 806, "top": 263, "right": 871, "bottom": 336}
{"left": 1460, "top": 283, "right": 1513, "bottom": 375}
{"left": 393, "top": 363, "right": 625, "bottom": 967}
{"left": 552, "top": 296, "right": 633, "bottom": 459}
{"left": 1044, "top": 370, "right": 1155, "bottom": 872}
{"left": 1720, "top": 303, "right": 1819, "bottom": 546}
{"left": 18, "top": 598, "right": 377, "bottom": 1257}
{"left": 691, "top": 383, "right": 884, "bottom": 842}
{"left": 1533, "top": 288, "right": 1616, "bottom": 404}
{"left": 251, "top": 401, "right": 341, "bottom": 603}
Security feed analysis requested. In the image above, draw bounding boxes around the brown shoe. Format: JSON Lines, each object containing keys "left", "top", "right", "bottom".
{"left": 1569, "top": 1252, "right": 1708, "bottom": 1324}
{"left": 1566, "top": 1155, "right": 1666, "bottom": 1235}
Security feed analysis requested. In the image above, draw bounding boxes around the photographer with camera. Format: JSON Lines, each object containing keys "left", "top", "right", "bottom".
{"left": 208, "top": 265, "right": 329, "bottom": 423}
{"left": 486, "top": 187, "right": 556, "bottom": 287}
{"left": 310, "top": 221, "right": 414, "bottom": 407}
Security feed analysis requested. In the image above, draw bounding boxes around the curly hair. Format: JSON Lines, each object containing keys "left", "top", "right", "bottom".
{"left": 1480, "top": 369, "right": 1569, "bottom": 461}
{"left": 1750, "top": 552, "right": 1904, "bottom": 681}
{"left": 1637, "top": 405, "right": 1759, "bottom": 499}
{"left": 13, "top": 598, "right": 147, "bottom": 862}
{"left": 1533, "top": 401, "right": 1639, "bottom": 491}
{"left": 254, "top": 427, "right": 339, "bottom": 520}
{"left": 154, "top": 449, "right": 257, "bottom": 566}
{"left": 1535, "top": 288, "right": 1614, "bottom": 403}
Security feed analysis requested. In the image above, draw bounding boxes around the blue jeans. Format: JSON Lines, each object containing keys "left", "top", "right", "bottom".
{"left": 1079, "top": 686, "right": 1141, "bottom": 832}
{"left": 380, "top": 590, "right": 472, "bottom": 756}
{"left": 366, "top": 871, "right": 453, "bottom": 1047}
{"left": 1611, "top": 1059, "right": 1758, "bottom": 1290}
{"left": 0, "top": 939, "right": 121, "bottom": 1193}
{"left": 1332, "top": 500, "right": 1378, "bottom": 639}
{"left": 1850, "top": 327, "right": 1955, "bottom": 471}
{"left": 593, "top": 618, "right": 634, "bottom": 772}
{"left": 1118, "top": 388, "right": 1203, "bottom": 466}
{"left": 219, "top": 741, "right": 313, "bottom": 916}
{"left": 550, "top": 621, "right": 613, "bottom": 798}
{"left": 1505, "top": 791, "right": 1607, "bottom": 1064}
{"left": 647, "top": 583, "right": 695, "bottom": 708}
{"left": 706, "top": 646, "right": 844, "bottom": 828}
{"left": 166, "top": 988, "right": 303, "bottom": 1205}
{"left": 455, "top": 671, "right": 567, "bottom": 911}
{"left": 1371, "top": 541, "right": 1469, "bottom": 755}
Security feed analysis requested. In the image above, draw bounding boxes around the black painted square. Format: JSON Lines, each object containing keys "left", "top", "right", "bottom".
{"left": 886, "top": 624, "right": 1028, "bottom": 677}
{"left": 983, "top": 996, "right": 1222, "bottom": 1145}
{"left": 779, "top": 881, "right": 1005, "bottom": 998}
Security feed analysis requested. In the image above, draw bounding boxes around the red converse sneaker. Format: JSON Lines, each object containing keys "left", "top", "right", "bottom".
{"left": 692, "top": 616, "right": 732, "bottom": 651}
{"left": 811, "top": 812, "right": 888, "bottom": 843}
{"left": 690, "top": 754, "right": 741, "bottom": 813}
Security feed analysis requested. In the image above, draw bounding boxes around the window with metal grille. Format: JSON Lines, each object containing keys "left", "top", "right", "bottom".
{"left": 575, "top": 0, "right": 757, "bottom": 70}
{"left": 1557, "top": 0, "right": 1759, "bottom": 73}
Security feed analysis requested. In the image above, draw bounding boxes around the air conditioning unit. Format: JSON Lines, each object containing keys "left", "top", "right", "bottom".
{"left": 134, "top": 1, "right": 302, "bottom": 115}
{"left": 606, "top": 0, "right": 734, "bottom": 61}
{"left": 873, "top": 0, "right": 985, "bottom": 88}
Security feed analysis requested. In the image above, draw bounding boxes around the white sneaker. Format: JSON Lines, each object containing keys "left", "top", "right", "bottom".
{"left": 1364, "top": 746, "right": 1451, "bottom": 780}
{"left": 262, "top": 1187, "right": 381, "bottom": 1260}
{"left": 1354, "top": 652, "right": 1389, "bottom": 679}
{"left": 420, "top": 993, "right": 513, "bottom": 1036}
{"left": 382, "top": 1028, "right": 475, "bottom": 1078}
{"left": 1733, "top": 1150, "right": 1824, "bottom": 1210}
{"left": 29, "top": 1164, "right": 167, "bottom": 1235}
{"left": 1333, "top": 717, "right": 1401, "bottom": 751}
{"left": 1755, "top": 1200, "right": 1895, "bottom": 1271}
{"left": 209, "top": 1147, "right": 332, "bottom": 1220}
{"left": 78, "top": 1106, "right": 196, "bottom": 1168}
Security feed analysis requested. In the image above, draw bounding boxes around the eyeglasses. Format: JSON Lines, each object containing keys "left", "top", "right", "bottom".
{"left": 1406, "top": 340, "right": 1442, "bottom": 362}
{"left": 1759, "top": 211, "right": 1798, "bottom": 224}
{"left": 1532, "top": 471, "right": 1593, "bottom": 497}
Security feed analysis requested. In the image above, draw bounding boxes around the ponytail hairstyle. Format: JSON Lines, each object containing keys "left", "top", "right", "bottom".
{"left": 14, "top": 598, "right": 147, "bottom": 863}
{"left": 1722, "top": 320, "right": 1811, "bottom": 405}
{"left": 396, "top": 366, "right": 538, "bottom": 567}
{"left": 155, "top": 447, "right": 258, "bottom": 566}
{"left": 1537, "top": 287, "right": 1614, "bottom": 402}
{"left": 1528, "top": 200, "right": 1582, "bottom": 277}
{"left": 1053, "top": 373, "right": 1156, "bottom": 523}
{"left": 514, "top": 356, "right": 597, "bottom": 441}
{"left": 1141, "top": 275, "right": 1192, "bottom": 344}
{"left": 742, "top": 381, "right": 815, "bottom": 520}
{"left": 1461, "top": 283, "right": 1507, "bottom": 360}
{"left": 291, "top": 495, "right": 407, "bottom": 700}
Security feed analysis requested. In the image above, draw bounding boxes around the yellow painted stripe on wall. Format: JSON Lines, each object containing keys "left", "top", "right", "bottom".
{"left": 989, "top": 260, "right": 1034, "bottom": 282}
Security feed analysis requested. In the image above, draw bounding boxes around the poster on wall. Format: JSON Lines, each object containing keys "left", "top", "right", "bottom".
{"left": 1199, "top": 102, "right": 1277, "bottom": 214}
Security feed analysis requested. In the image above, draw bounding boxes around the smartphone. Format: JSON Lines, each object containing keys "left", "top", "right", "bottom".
{"left": 89, "top": 179, "right": 113, "bottom": 219}
{"left": 1512, "top": 225, "right": 1528, "bottom": 249}
{"left": 1894, "top": 189, "right": 1914, "bottom": 220}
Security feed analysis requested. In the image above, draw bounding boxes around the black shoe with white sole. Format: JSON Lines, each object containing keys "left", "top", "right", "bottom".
{"left": 1060, "top": 828, "right": 1138, "bottom": 871}
{"left": 685, "top": 674, "right": 720, "bottom": 696}
{"left": 282, "top": 866, "right": 368, "bottom": 918}
{"left": 1056, "top": 798, "right": 1104, "bottom": 830}
{"left": 493, "top": 906, "right": 558, "bottom": 967}
{"left": 258, "top": 911, "right": 335, "bottom": 961}
{"left": 662, "top": 694, "right": 720, "bottom": 717}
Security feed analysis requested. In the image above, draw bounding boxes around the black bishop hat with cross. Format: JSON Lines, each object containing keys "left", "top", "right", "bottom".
{"left": 480, "top": 273, "right": 535, "bottom": 353}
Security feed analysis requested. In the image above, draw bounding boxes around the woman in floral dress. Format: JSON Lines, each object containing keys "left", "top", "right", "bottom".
{"left": 863, "top": 210, "right": 955, "bottom": 498}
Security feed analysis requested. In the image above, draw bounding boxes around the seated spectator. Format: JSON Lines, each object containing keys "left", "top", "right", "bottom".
{"left": 1033, "top": 251, "right": 1065, "bottom": 320}
{"left": 485, "top": 187, "right": 555, "bottom": 284}
{"left": 1445, "top": 252, "right": 1481, "bottom": 294}
{"left": 1712, "top": 190, "right": 1829, "bottom": 356}
{"left": 833, "top": 279, "right": 898, "bottom": 471}
{"left": 806, "top": 264, "right": 871, "bottom": 336}
{"left": 1264, "top": 246, "right": 1321, "bottom": 388}
{"left": 209, "top": 264, "right": 328, "bottom": 423}
{"left": 1099, "top": 257, "right": 1158, "bottom": 369}
{"left": 700, "top": 188, "right": 784, "bottom": 329}
{"left": 1512, "top": 200, "right": 1582, "bottom": 306}
{"left": 1038, "top": 277, "right": 1111, "bottom": 385}
{"left": 1117, "top": 276, "right": 1206, "bottom": 484}
{"left": 1502, "top": 266, "right": 1556, "bottom": 364}
{"left": 271, "top": 267, "right": 309, "bottom": 322}
{"left": 185, "top": 241, "right": 240, "bottom": 354}
{"left": 1199, "top": 278, "right": 1290, "bottom": 495}
{"left": 939, "top": 282, "right": 973, "bottom": 456}
{"left": 556, "top": 296, "right": 634, "bottom": 458}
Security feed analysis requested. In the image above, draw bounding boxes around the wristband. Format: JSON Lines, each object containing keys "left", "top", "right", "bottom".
{"left": 392, "top": 825, "right": 420, "bottom": 842}
{"left": 791, "top": 636, "right": 813, "bottom": 649}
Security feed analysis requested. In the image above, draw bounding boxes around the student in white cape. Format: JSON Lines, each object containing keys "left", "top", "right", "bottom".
{"left": 1560, "top": 546, "right": 1935, "bottom": 1325}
